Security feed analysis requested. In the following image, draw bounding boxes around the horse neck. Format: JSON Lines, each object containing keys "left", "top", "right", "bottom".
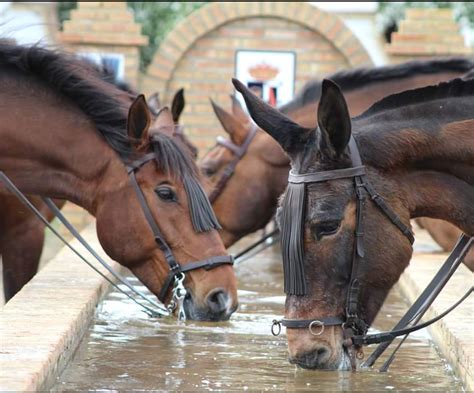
{"left": 0, "top": 86, "right": 126, "bottom": 214}
{"left": 286, "top": 71, "right": 467, "bottom": 127}
{"left": 354, "top": 100, "right": 474, "bottom": 235}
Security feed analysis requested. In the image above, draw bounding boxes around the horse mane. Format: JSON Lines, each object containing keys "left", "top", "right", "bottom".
{"left": 280, "top": 57, "right": 474, "bottom": 114}
{"left": 0, "top": 43, "right": 133, "bottom": 159}
{"left": 356, "top": 77, "right": 474, "bottom": 120}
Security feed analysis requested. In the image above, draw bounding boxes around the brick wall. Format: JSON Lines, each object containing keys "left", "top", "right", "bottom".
{"left": 58, "top": 2, "right": 147, "bottom": 86}
{"left": 386, "top": 8, "right": 472, "bottom": 63}
{"left": 143, "top": 2, "right": 372, "bottom": 153}
{"left": 168, "top": 17, "right": 350, "bottom": 152}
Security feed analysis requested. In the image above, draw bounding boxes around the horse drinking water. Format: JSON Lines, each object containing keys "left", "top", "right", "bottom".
{"left": 233, "top": 76, "right": 473, "bottom": 369}
{"left": 0, "top": 43, "right": 238, "bottom": 321}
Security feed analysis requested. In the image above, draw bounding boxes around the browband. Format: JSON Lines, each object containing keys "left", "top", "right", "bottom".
{"left": 288, "top": 166, "right": 366, "bottom": 184}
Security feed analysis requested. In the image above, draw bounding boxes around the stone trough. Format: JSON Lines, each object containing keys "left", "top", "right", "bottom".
{"left": 0, "top": 223, "right": 472, "bottom": 390}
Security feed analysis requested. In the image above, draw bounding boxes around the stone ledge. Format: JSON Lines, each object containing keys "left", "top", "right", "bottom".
{"left": 398, "top": 235, "right": 473, "bottom": 391}
{"left": 0, "top": 222, "right": 125, "bottom": 391}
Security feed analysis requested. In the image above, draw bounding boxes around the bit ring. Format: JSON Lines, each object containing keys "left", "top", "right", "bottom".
{"left": 271, "top": 320, "right": 282, "bottom": 336}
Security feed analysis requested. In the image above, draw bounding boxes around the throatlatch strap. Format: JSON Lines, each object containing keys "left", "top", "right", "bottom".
{"left": 363, "top": 181, "right": 415, "bottom": 244}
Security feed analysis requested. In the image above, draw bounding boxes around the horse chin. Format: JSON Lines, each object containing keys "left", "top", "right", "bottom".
{"left": 289, "top": 348, "right": 353, "bottom": 371}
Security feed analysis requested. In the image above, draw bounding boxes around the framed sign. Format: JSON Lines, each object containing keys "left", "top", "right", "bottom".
{"left": 234, "top": 50, "right": 296, "bottom": 108}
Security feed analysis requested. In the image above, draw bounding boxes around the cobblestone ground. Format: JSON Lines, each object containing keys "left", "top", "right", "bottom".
{"left": 0, "top": 202, "right": 94, "bottom": 305}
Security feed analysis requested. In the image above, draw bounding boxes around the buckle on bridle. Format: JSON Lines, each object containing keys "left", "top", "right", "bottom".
{"left": 308, "top": 320, "right": 325, "bottom": 336}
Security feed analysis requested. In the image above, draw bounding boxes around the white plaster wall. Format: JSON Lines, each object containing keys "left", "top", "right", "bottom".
{"left": 0, "top": 2, "right": 57, "bottom": 45}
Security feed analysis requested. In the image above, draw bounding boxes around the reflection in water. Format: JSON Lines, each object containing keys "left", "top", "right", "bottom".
{"left": 54, "top": 235, "right": 462, "bottom": 391}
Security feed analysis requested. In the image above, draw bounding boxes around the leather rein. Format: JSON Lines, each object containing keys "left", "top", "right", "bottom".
{"left": 271, "top": 136, "right": 473, "bottom": 369}
{"left": 0, "top": 141, "right": 234, "bottom": 320}
{"left": 208, "top": 124, "right": 257, "bottom": 203}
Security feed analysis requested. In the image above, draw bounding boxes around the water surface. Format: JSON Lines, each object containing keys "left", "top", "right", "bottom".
{"left": 54, "top": 234, "right": 461, "bottom": 391}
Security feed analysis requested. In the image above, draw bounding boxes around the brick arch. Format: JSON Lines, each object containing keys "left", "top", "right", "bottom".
{"left": 145, "top": 2, "right": 372, "bottom": 96}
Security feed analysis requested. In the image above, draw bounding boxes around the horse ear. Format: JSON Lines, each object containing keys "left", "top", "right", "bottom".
{"left": 147, "top": 92, "right": 161, "bottom": 115}
{"left": 232, "top": 78, "right": 312, "bottom": 155}
{"left": 151, "top": 107, "right": 175, "bottom": 137}
{"left": 171, "top": 88, "right": 185, "bottom": 123}
{"left": 210, "top": 98, "right": 246, "bottom": 144}
{"left": 230, "top": 94, "right": 249, "bottom": 123}
{"left": 127, "top": 94, "right": 151, "bottom": 141}
{"left": 317, "top": 79, "right": 351, "bottom": 156}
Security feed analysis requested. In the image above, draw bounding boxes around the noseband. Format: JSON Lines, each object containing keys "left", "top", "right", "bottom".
{"left": 126, "top": 149, "right": 234, "bottom": 315}
{"left": 208, "top": 124, "right": 257, "bottom": 203}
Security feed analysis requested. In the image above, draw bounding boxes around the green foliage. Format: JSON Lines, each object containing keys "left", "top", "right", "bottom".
{"left": 56, "top": 2, "right": 207, "bottom": 72}
{"left": 127, "top": 2, "right": 207, "bottom": 71}
{"left": 57, "top": 2, "right": 77, "bottom": 28}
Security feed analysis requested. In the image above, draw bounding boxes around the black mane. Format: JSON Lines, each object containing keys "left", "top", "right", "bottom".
{"left": 281, "top": 57, "right": 474, "bottom": 114}
{"left": 0, "top": 43, "right": 133, "bottom": 159}
{"left": 356, "top": 76, "right": 474, "bottom": 120}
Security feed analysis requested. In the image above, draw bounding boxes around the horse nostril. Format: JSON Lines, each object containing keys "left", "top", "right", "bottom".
{"left": 317, "top": 347, "right": 328, "bottom": 357}
{"left": 206, "top": 289, "right": 228, "bottom": 314}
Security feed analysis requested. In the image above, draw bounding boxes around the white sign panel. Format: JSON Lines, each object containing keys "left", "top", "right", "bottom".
{"left": 235, "top": 50, "right": 296, "bottom": 108}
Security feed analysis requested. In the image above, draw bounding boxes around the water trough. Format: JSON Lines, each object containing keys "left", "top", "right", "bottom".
{"left": 0, "top": 223, "right": 471, "bottom": 390}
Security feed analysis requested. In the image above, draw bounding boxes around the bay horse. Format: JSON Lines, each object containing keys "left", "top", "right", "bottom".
{"left": 0, "top": 77, "right": 194, "bottom": 303}
{"left": 200, "top": 58, "right": 474, "bottom": 251}
{"left": 233, "top": 76, "right": 473, "bottom": 369}
{"left": 0, "top": 43, "right": 238, "bottom": 320}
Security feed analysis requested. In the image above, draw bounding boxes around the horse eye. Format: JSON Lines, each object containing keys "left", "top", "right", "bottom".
{"left": 312, "top": 220, "right": 341, "bottom": 240}
{"left": 155, "top": 186, "right": 177, "bottom": 202}
{"left": 201, "top": 166, "right": 216, "bottom": 177}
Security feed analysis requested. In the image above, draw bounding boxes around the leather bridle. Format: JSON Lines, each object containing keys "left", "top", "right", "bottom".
{"left": 126, "top": 148, "right": 234, "bottom": 316}
{"left": 208, "top": 124, "right": 257, "bottom": 203}
{"left": 271, "top": 136, "right": 472, "bottom": 368}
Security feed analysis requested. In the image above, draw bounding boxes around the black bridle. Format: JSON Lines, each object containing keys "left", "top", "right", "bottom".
{"left": 271, "top": 136, "right": 472, "bottom": 368}
{"left": 126, "top": 151, "right": 234, "bottom": 314}
{"left": 208, "top": 124, "right": 257, "bottom": 203}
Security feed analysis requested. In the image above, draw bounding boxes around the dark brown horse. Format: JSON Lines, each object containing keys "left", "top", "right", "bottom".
{"left": 200, "top": 58, "right": 473, "bottom": 249}
{"left": 234, "top": 75, "right": 473, "bottom": 369}
{"left": 0, "top": 43, "right": 238, "bottom": 320}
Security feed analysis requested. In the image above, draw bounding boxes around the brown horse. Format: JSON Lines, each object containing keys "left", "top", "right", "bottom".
{"left": 0, "top": 43, "right": 238, "bottom": 320}
{"left": 0, "top": 81, "right": 193, "bottom": 303}
{"left": 234, "top": 75, "right": 473, "bottom": 369}
{"left": 147, "top": 88, "right": 198, "bottom": 159}
{"left": 417, "top": 217, "right": 473, "bottom": 267}
{"left": 200, "top": 58, "right": 473, "bottom": 249}
{"left": 0, "top": 60, "right": 138, "bottom": 303}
